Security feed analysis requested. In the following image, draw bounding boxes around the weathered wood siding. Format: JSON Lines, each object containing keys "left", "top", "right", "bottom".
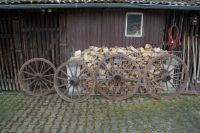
{"left": 0, "top": 9, "right": 166, "bottom": 91}
{"left": 0, "top": 12, "right": 60, "bottom": 91}
{"left": 60, "top": 9, "right": 165, "bottom": 59}
{"left": 21, "top": 13, "right": 60, "bottom": 66}
{"left": 0, "top": 14, "right": 21, "bottom": 91}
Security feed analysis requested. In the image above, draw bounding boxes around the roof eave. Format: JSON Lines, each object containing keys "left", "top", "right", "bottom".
{"left": 0, "top": 3, "right": 200, "bottom": 10}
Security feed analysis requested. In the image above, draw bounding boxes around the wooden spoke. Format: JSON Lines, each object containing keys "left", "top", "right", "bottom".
{"left": 79, "top": 84, "right": 89, "bottom": 90}
{"left": 97, "top": 77, "right": 112, "bottom": 83}
{"left": 22, "top": 77, "right": 35, "bottom": 81}
{"left": 42, "top": 66, "right": 52, "bottom": 75}
{"left": 79, "top": 77, "right": 92, "bottom": 80}
{"left": 169, "top": 72, "right": 183, "bottom": 77}
{"left": 168, "top": 80, "right": 178, "bottom": 90}
{"left": 22, "top": 71, "right": 35, "bottom": 76}
{"left": 40, "top": 62, "right": 45, "bottom": 73}
{"left": 33, "top": 81, "right": 39, "bottom": 93}
{"left": 67, "top": 64, "right": 74, "bottom": 77}
{"left": 166, "top": 82, "right": 169, "bottom": 90}
{"left": 43, "top": 74, "right": 54, "bottom": 77}
{"left": 63, "top": 85, "right": 71, "bottom": 95}
{"left": 74, "top": 64, "right": 78, "bottom": 77}
{"left": 124, "top": 77, "right": 138, "bottom": 82}
{"left": 58, "top": 83, "right": 70, "bottom": 88}
{"left": 70, "top": 86, "right": 75, "bottom": 99}
{"left": 60, "top": 69, "right": 71, "bottom": 78}
{"left": 28, "top": 79, "right": 37, "bottom": 86}
{"left": 28, "top": 65, "right": 37, "bottom": 74}
{"left": 41, "top": 78, "right": 53, "bottom": 85}
{"left": 75, "top": 86, "right": 80, "bottom": 98}
{"left": 151, "top": 77, "right": 161, "bottom": 82}
{"left": 78, "top": 68, "right": 91, "bottom": 78}
{"left": 39, "top": 81, "right": 43, "bottom": 93}
{"left": 171, "top": 77, "right": 182, "bottom": 82}
{"left": 35, "top": 61, "right": 39, "bottom": 73}
{"left": 101, "top": 62, "right": 112, "bottom": 75}
{"left": 167, "top": 57, "right": 172, "bottom": 70}
{"left": 57, "top": 76, "right": 69, "bottom": 81}
{"left": 80, "top": 83, "right": 93, "bottom": 88}
{"left": 160, "top": 59, "right": 165, "bottom": 70}
{"left": 151, "top": 81, "right": 164, "bottom": 89}
{"left": 41, "top": 79, "right": 51, "bottom": 90}
{"left": 168, "top": 67, "right": 176, "bottom": 73}
{"left": 77, "top": 67, "right": 87, "bottom": 78}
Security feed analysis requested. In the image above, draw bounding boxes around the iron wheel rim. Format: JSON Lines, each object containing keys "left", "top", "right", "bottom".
{"left": 144, "top": 54, "right": 189, "bottom": 100}
{"left": 96, "top": 54, "right": 141, "bottom": 100}
{"left": 54, "top": 59, "right": 95, "bottom": 102}
{"left": 18, "top": 58, "right": 56, "bottom": 96}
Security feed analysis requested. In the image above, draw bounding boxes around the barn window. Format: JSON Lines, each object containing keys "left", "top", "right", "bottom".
{"left": 125, "top": 13, "right": 143, "bottom": 37}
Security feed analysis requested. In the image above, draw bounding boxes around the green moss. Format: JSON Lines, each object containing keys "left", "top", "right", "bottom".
{"left": 0, "top": 93, "right": 200, "bottom": 132}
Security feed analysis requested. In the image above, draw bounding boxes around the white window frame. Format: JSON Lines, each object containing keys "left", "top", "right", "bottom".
{"left": 125, "top": 12, "right": 143, "bottom": 37}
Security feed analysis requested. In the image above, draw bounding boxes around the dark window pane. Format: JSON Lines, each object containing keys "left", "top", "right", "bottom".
{"left": 127, "top": 14, "right": 142, "bottom": 36}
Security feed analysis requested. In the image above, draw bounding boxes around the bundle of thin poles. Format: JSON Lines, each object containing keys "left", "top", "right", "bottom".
{"left": 163, "top": 11, "right": 200, "bottom": 91}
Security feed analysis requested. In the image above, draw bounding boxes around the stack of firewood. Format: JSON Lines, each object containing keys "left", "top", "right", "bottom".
{"left": 70, "top": 44, "right": 167, "bottom": 71}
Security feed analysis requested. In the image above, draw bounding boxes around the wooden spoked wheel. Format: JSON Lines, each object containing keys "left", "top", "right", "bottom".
{"left": 144, "top": 54, "right": 189, "bottom": 100}
{"left": 96, "top": 54, "right": 141, "bottom": 100}
{"left": 54, "top": 60, "right": 95, "bottom": 102}
{"left": 18, "top": 58, "right": 56, "bottom": 96}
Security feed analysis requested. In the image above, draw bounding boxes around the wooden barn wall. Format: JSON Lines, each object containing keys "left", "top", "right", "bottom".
{"left": 60, "top": 9, "right": 166, "bottom": 60}
{"left": 0, "top": 12, "right": 60, "bottom": 91}
{"left": 0, "top": 14, "right": 20, "bottom": 91}
{"left": 0, "top": 9, "right": 165, "bottom": 91}
{"left": 21, "top": 13, "right": 60, "bottom": 66}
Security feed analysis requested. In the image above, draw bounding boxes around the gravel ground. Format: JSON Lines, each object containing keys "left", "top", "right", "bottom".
{"left": 0, "top": 92, "right": 200, "bottom": 133}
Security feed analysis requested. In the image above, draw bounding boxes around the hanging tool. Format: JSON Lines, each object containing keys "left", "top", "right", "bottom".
{"left": 191, "top": 16, "right": 198, "bottom": 82}
{"left": 181, "top": 13, "right": 186, "bottom": 80}
{"left": 197, "top": 16, "right": 200, "bottom": 83}
{"left": 167, "top": 25, "right": 180, "bottom": 50}
{"left": 194, "top": 17, "right": 199, "bottom": 83}
{"left": 167, "top": 11, "right": 181, "bottom": 50}
{"left": 197, "top": 40, "right": 200, "bottom": 83}
{"left": 179, "top": 12, "right": 184, "bottom": 50}
{"left": 187, "top": 19, "right": 191, "bottom": 89}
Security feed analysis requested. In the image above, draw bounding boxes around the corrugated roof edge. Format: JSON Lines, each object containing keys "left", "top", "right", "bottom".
{"left": 0, "top": 3, "right": 200, "bottom": 10}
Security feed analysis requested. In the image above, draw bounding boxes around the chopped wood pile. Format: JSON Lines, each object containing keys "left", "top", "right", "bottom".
{"left": 70, "top": 44, "right": 168, "bottom": 70}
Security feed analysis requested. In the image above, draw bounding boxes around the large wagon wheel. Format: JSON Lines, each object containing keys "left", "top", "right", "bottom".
{"left": 96, "top": 54, "right": 141, "bottom": 100}
{"left": 18, "top": 58, "right": 56, "bottom": 96}
{"left": 144, "top": 54, "right": 189, "bottom": 100}
{"left": 54, "top": 60, "right": 95, "bottom": 102}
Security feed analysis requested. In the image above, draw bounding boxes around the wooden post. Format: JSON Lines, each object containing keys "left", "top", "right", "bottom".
{"left": 59, "top": 12, "right": 67, "bottom": 63}
{"left": 13, "top": 16, "right": 23, "bottom": 91}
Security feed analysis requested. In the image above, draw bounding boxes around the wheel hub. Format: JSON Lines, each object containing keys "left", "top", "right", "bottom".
{"left": 113, "top": 74, "right": 122, "bottom": 81}
{"left": 162, "top": 75, "right": 171, "bottom": 82}
{"left": 70, "top": 77, "right": 79, "bottom": 86}
{"left": 160, "top": 69, "right": 171, "bottom": 82}
{"left": 34, "top": 73, "right": 43, "bottom": 80}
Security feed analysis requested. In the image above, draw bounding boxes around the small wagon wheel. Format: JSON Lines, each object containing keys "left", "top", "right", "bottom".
{"left": 18, "top": 58, "right": 56, "bottom": 96}
{"left": 96, "top": 54, "right": 141, "bottom": 100}
{"left": 144, "top": 54, "right": 189, "bottom": 100}
{"left": 54, "top": 60, "right": 95, "bottom": 102}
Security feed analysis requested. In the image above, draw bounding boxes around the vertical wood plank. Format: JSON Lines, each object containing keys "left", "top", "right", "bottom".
{"left": 0, "top": 17, "right": 6, "bottom": 91}
{"left": 13, "top": 18, "right": 23, "bottom": 91}
{"left": 0, "top": 37, "right": 6, "bottom": 91}
{"left": 8, "top": 18, "right": 17, "bottom": 90}
{"left": 59, "top": 12, "right": 67, "bottom": 63}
